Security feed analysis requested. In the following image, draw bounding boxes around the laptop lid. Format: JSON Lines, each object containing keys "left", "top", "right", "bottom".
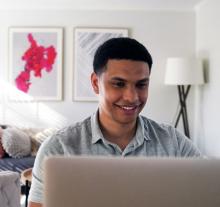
{"left": 44, "top": 156, "right": 220, "bottom": 207}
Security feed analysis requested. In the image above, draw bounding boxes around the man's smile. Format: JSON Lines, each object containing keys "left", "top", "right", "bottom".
{"left": 114, "top": 104, "right": 141, "bottom": 112}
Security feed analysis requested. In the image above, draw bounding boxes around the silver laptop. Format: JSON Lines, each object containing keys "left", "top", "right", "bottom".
{"left": 44, "top": 156, "right": 220, "bottom": 207}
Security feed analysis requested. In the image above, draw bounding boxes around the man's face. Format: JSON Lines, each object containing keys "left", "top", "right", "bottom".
{"left": 91, "top": 59, "right": 150, "bottom": 126}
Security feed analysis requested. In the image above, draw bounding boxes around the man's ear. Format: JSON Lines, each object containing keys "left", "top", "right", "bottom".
{"left": 91, "top": 72, "right": 99, "bottom": 94}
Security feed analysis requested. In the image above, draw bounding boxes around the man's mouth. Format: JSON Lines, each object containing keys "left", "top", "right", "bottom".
{"left": 115, "top": 104, "right": 140, "bottom": 111}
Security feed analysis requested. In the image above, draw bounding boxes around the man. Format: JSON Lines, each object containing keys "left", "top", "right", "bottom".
{"left": 28, "top": 37, "right": 201, "bottom": 207}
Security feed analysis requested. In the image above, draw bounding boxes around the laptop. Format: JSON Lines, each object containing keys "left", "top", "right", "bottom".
{"left": 44, "top": 156, "right": 220, "bottom": 207}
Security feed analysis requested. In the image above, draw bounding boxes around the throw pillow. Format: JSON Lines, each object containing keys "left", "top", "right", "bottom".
{"left": 33, "top": 128, "right": 58, "bottom": 144}
{"left": 1, "top": 127, "right": 31, "bottom": 158}
{"left": 30, "top": 128, "right": 57, "bottom": 155}
{"left": 19, "top": 127, "right": 43, "bottom": 156}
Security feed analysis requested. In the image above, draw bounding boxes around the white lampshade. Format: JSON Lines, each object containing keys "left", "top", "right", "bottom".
{"left": 165, "top": 57, "right": 204, "bottom": 85}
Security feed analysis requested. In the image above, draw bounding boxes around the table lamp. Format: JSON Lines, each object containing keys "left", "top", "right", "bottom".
{"left": 164, "top": 57, "right": 204, "bottom": 138}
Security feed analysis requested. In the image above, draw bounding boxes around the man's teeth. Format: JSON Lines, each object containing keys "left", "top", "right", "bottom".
{"left": 121, "top": 106, "right": 136, "bottom": 110}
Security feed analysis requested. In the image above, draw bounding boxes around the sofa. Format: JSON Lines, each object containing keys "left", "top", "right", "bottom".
{"left": 0, "top": 156, "right": 35, "bottom": 173}
{"left": 0, "top": 125, "right": 57, "bottom": 173}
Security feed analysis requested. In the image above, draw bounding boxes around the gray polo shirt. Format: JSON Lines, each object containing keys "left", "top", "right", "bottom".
{"left": 29, "top": 111, "right": 201, "bottom": 203}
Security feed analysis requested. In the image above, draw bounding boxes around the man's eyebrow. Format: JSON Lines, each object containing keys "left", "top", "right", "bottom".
{"left": 137, "top": 78, "right": 150, "bottom": 82}
{"left": 110, "top": 77, "right": 150, "bottom": 82}
{"left": 110, "top": 77, "right": 126, "bottom": 81}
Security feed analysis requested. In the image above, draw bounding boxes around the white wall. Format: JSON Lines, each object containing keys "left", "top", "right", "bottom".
{"left": 0, "top": 10, "right": 196, "bottom": 134}
{"left": 196, "top": 0, "right": 220, "bottom": 156}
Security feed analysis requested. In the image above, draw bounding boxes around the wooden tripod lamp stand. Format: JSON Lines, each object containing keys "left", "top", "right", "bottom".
{"left": 165, "top": 57, "right": 204, "bottom": 138}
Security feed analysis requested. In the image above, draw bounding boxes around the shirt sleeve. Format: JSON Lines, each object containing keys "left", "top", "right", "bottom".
{"left": 28, "top": 170, "right": 43, "bottom": 203}
{"left": 28, "top": 134, "right": 63, "bottom": 204}
{"left": 28, "top": 138, "right": 47, "bottom": 204}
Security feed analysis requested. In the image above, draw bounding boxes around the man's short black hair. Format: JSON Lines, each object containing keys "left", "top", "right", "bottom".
{"left": 93, "top": 37, "right": 153, "bottom": 75}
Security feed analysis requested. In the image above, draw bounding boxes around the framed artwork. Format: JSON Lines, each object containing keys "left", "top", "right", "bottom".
{"left": 73, "top": 28, "right": 128, "bottom": 101}
{"left": 8, "top": 27, "right": 63, "bottom": 101}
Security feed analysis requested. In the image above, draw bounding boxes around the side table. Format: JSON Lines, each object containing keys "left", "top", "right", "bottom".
{"left": 21, "top": 168, "right": 32, "bottom": 207}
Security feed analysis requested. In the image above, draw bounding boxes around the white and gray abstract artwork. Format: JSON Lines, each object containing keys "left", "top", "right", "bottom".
{"left": 74, "top": 28, "right": 128, "bottom": 101}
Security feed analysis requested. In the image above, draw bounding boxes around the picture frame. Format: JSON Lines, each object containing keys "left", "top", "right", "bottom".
{"left": 8, "top": 27, "right": 63, "bottom": 101}
{"left": 73, "top": 28, "right": 128, "bottom": 101}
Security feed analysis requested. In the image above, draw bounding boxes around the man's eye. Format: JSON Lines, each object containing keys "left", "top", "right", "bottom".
{"left": 113, "top": 82, "right": 125, "bottom": 88}
{"left": 136, "top": 82, "right": 148, "bottom": 89}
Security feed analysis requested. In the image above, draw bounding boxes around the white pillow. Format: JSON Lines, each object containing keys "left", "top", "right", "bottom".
{"left": 33, "top": 128, "right": 58, "bottom": 143}
{"left": 2, "top": 127, "right": 31, "bottom": 158}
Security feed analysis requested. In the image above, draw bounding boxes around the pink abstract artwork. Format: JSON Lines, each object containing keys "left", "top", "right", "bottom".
{"left": 15, "top": 33, "right": 57, "bottom": 93}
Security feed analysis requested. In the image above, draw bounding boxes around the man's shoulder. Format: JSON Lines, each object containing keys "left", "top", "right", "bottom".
{"left": 139, "top": 115, "right": 184, "bottom": 143}
{"left": 139, "top": 115, "right": 201, "bottom": 157}
{"left": 140, "top": 115, "right": 174, "bottom": 133}
{"left": 57, "top": 116, "right": 92, "bottom": 137}
{"left": 40, "top": 116, "right": 92, "bottom": 154}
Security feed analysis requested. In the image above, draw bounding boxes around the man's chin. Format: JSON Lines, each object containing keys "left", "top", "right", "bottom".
{"left": 114, "top": 116, "right": 138, "bottom": 125}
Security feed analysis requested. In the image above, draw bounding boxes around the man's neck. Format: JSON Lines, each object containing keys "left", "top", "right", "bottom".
{"left": 98, "top": 115, "right": 137, "bottom": 151}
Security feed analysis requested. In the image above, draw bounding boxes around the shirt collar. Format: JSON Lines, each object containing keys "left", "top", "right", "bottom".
{"left": 91, "top": 110, "right": 105, "bottom": 144}
{"left": 91, "top": 110, "right": 151, "bottom": 145}
{"left": 136, "top": 115, "right": 151, "bottom": 142}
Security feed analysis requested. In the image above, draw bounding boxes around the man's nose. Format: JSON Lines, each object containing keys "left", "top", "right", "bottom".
{"left": 123, "top": 86, "right": 138, "bottom": 103}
